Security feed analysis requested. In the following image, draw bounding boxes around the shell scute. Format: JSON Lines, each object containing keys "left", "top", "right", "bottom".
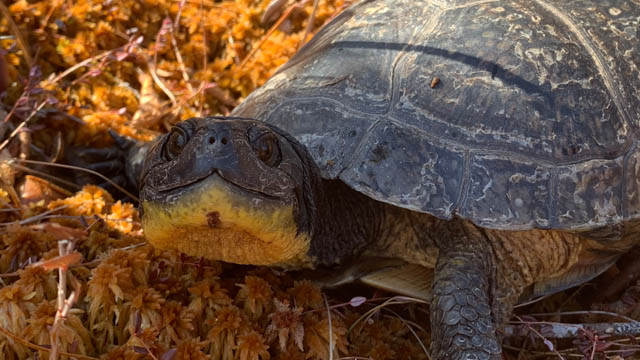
{"left": 339, "top": 121, "right": 465, "bottom": 219}
{"left": 460, "top": 155, "right": 552, "bottom": 229}
{"left": 555, "top": 157, "right": 624, "bottom": 228}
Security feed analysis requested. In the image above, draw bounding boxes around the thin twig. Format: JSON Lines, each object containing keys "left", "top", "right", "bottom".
{"left": 151, "top": 19, "right": 178, "bottom": 107}
{"left": 169, "top": 81, "right": 214, "bottom": 116}
{"left": 5, "top": 205, "right": 68, "bottom": 226}
{"left": 238, "top": 0, "right": 309, "bottom": 70}
{"left": 173, "top": 0, "right": 187, "bottom": 32}
{"left": 0, "top": 1, "right": 33, "bottom": 68}
{"left": 502, "top": 345, "right": 583, "bottom": 359}
{"left": 527, "top": 311, "right": 637, "bottom": 324}
{"left": 199, "top": 0, "right": 207, "bottom": 114}
{"left": 37, "top": 0, "right": 62, "bottom": 33}
{"left": 49, "top": 240, "right": 78, "bottom": 360}
{"left": 0, "top": 324, "right": 99, "bottom": 360}
{"left": 0, "top": 101, "right": 46, "bottom": 152}
{"left": 170, "top": 30, "right": 193, "bottom": 94}
{"left": 49, "top": 51, "right": 109, "bottom": 84}
{"left": 505, "top": 320, "right": 640, "bottom": 339}
{"left": 49, "top": 36, "right": 142, "bottom": 85}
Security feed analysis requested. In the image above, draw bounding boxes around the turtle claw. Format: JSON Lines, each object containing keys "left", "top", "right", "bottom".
{"left": 109, "top": 129, "right": 137, "bottom": 150}
{"left": 86, "top": 159, "right": 123, "bottom": 174}
{"left": 77, "top": 147, "right": 121, "bottom": 161}
{"left": 98, "top": 174, "right": 129, "bottom": 195}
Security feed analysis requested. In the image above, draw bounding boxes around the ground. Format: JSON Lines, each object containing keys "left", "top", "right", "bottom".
{"left": 0, "top": 0, "right": 639, "bottom": 359}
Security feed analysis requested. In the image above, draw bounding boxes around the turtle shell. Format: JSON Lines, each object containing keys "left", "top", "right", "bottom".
{"left": 232, "top": 0, "right": 640, "bottom": 231}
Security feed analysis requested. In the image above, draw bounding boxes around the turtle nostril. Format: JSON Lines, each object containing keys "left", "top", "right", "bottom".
{"left": 221, "top": 137, "right": 228, "bottom": 144}
{"left": 208, "top": 136, "right": 216, "bottom": 144}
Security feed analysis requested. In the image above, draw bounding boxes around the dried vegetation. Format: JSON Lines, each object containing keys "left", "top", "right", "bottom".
{"left": 1, "top": 0, "right": 640, "bottom": 359}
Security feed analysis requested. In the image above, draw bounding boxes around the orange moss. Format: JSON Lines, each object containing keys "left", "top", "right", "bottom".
{"left": 304, "top": 316, "right": 348, "bottom": 360}
{"left": 237, "top": 275, "right": 274, "bottom": 320}
{"left": 237, "top": 330, "right": 271, "bottom": 360}
{"left": 288, "top": 280, "right": 323, "bottom": 310}
{"left": 208, "top": 305, "right": 247, "bottom": 360}
{"left": 48, "top": 185, "right": 113, "bottom": 217}
{"left": 0, "top": 225, "right": 56, "bottom": 273}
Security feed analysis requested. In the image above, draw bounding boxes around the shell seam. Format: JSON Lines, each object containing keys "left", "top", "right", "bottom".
{"left": 621, "top": 139, "right": 639, "bottom": 219}
{"left": 340, "top": 120, "right": 383, "bottom": 175}
{"left": 531, "top": 0, "right": 634, "bottom": 132}
{"left": 456, "top": 150, "right": 472, "bottom": 217}
{"left": 387, "top": 4, "right": 445, "bottom": 115}
{"left": 548, "top": 166, "right": 559, "bottom": 229}
{"left": 266, "top": 94, "right": 632, "bottom": 168}
{"left": 383, "top": 114, "right": 628, "bottom": 167}
{"left": 445, "top": 0, "right": 501, "bottom": 10}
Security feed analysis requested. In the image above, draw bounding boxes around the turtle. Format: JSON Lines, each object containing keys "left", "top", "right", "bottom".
{"left": 75, "top": 0, "right": 640, "bottom": 359}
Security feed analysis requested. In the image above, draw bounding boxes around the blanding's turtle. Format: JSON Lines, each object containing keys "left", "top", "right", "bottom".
{"left": 83, "top": 0, "right": 640, "bottom": 359}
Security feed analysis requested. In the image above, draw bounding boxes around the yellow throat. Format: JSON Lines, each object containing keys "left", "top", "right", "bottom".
{"left": 141, "top": 174, "right": 312, "bottom": 267}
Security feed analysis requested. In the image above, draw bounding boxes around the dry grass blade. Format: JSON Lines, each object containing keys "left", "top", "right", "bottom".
{"left": 513, "top": 294, "right": 550, "bottom": 308}
{"left": 347, "top": 296, "right": 427, "bottom": 334}
{"left": 13, "top": 159, "right": 139, "bottom": 201}
{"left": 300, "top": 0, "right": 320, "bottom": 48}
{"left": 7, "top": 162, "right": 79, "bottom": 190}
{"left": 324, "top": 294, "right": 334, "bottom": 360}
{"left": 48, "top": 36, "right": 142, "bottom": 85}
{"left": 150, "top": 65, "right": 177, "bottom": 107}
{"left": 170, "top": 29, "right": 194, "bottom": 94}
{"left": 381, "top": 311, "right": 431, "bottom": 359}
{"left": 513, "top": 316, "right": 566, "bottom": 360}
{"left": 0, "top": 325, "right": 99, "bottom": 360}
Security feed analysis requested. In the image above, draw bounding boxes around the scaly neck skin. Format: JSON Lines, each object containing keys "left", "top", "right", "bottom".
{"left": 308, "top": 180, "right": 384, "bottom": 267}
{"left": 308, "top": 180, "right": 438, "bottom": 268}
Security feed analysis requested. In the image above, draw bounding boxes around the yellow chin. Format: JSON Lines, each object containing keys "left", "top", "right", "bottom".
{"left": 141, "top": 174, "right": 312, "bottom": 268}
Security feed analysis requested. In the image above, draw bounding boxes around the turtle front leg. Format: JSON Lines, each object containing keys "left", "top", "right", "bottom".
{"left": 430, "top": 246, "right": 504, "bottom": 360}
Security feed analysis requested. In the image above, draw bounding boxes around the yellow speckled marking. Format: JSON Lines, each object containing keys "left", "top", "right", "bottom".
{"left": 142, "top": 175, "right": 311, "bottom": 267}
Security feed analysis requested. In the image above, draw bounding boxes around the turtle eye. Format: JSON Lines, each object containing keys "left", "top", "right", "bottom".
{"left": 254, "top": 134, "right": 281, "bottom": 167}
{"left": 163, "top": 128, "right": 188, "bottom": 161}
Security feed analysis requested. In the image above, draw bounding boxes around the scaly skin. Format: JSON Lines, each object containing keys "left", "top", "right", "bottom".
{"left": 426, "top": 222, "right": 503, "bottom": 360}
{"left": 431, "top": 250, "right": 501, "bottom": 360}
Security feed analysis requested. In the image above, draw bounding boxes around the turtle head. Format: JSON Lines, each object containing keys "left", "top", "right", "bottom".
{"left": 139, "top": 117, "right": 321, "bottom": 268}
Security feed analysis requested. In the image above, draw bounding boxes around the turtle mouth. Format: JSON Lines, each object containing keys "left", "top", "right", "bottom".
{"left": 148, "top": 169, "right": 282, "bottom": 203}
